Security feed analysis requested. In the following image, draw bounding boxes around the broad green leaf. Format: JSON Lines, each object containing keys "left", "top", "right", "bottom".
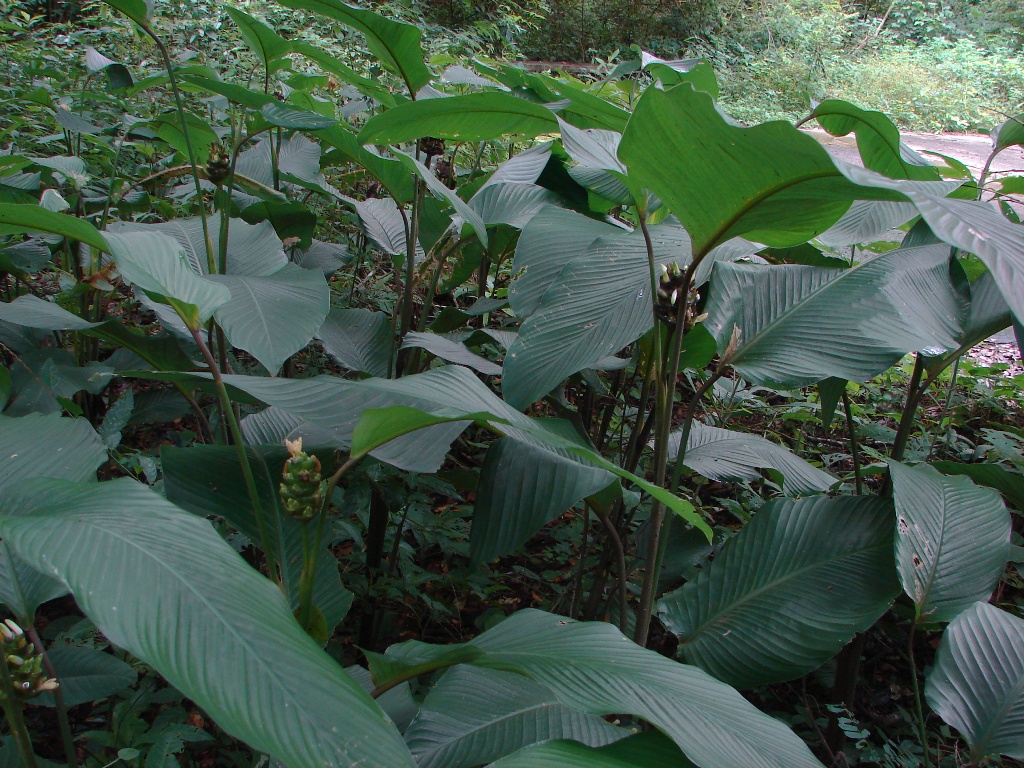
{"left": 471, "top": 432, "right": 612, "bottom": 564}
{"left": 619, "top": 86, "right": 905, "bottom": 257}
{"left": 316, "top": 307, "right": 392, "bottom": 378}
{"left": 277, "top": 0, "right": 431, "bottom": 94}
{"left": 503, "top": 222, "right": 690, "bottom": 408}
{"left": 149, "top": 111, "right": 217, "bottom": 165}
{"left": 537, "top": 75, "right": 630, "bottom": 132}
{"left": 35, "top": 645, "right": 137, "bottom": 707}
{"left": 0, "top": 295, "right": 99, "bottom": 331}
{"left": 106, "top": 231, "right": 230, "bottom": 329}
{"left": 358, "top": 92, "right": 558, "bottom": 145}
{"left": 102, "top": 0, "right": 151, "bottom": 27}
{"left": 372, "top": 609, "right": 824, "bottom": 768}
{"left": 180, "top": 74, "right": 276, "bottom": 111}
{"left": 0, "top": 203, "right": 108, "bottom": 251}
{"left": 889, "top": 461, "right": 1011, "bottom": 623}
{"left": 260, "top": 102, "right": 337, "bottom": 130}
{"left": 161, "top": 445, "right": 352, "bottom": 634}
{"left": 317, "top": 124, "right": 414, "bottom": 203}
{"left": 817, "top": 377, "right": 846, "bottom": 431}
{"left": 225, "top": 6, "right": 291, "bottom": 68}
{"left": 107, "top": 217, "right": 287, "bottom": 276}
{"left": 992, "top": 115, "right": 1024, "bottom": 155}
{"left": 211, "top": 365, "right": 702, "bottom": 532}
{"left": 0, "top": 412, "right": 106, "bottom": 492}
{"left": 489, "top": 733, "right": 695, "bottom": 768}
{"left": 816, "top": 200, "right": 919, "bottom": 248}
{"left": 210, "top": 264, "right": 330, "bottom": 374}
{"left": 509, "top": 205, "right": 619, "bottom": 318}
{"left": 669, "top": 422, "right": 836, "bottom": 495}
{"left": 84, "top": 321, "right": 196, "bottom": 373}
{"left": 658, "top": 495, "right": 898, "bottom": 689}
{"left": 809, "top": 100, "right": 941, "bottom": 181}
{"left": 404, "top": 666, "right": 625, "bottom": 768}
{"left": 703, "top": 244, "right": 964, "bottom": 388}
{"left": 393, "top": 150, "right": 489, "bottom": 248}
{"left": 0, "top": 541, "right": 68, "bottom": 623}
{"left": 343, "top": 195, "right": 421, "bottom": 257}
{"left": 0, "top": 478, "right": 409, "bottom": 766}
{"left": 926, "top": 602, "right": 1024, "bottom": 762}
{"left": 291, "top": 42, "right": 396, "bottom": 106}
{"left": 402, "top": 332, "right": 501, "bottom": 375}
{"left": 468, "top": 183, "right": 561, "bottom": 230}
{"left": 931, "top": 461, "right": 1024, "bottom": 511}
{"left": 907, "top": 193, "right": 1024, "bottom": 325}
{"left": 640, "top": 52, "right": 718, "bottom": 98}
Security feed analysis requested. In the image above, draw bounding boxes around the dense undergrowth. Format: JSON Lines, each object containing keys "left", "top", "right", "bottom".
{"left": 1, "top": 0, "right": 1024, "bottom": 767}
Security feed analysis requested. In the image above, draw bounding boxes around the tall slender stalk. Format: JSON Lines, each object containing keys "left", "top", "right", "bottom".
{"left": 145, "top": 30, "right": 216, "bottom": 276}
{"left": 190, "top": 327, "right": 280, "bottom": 583}
{"left": 842, "top": 389, "right": 864, "bottom": 495}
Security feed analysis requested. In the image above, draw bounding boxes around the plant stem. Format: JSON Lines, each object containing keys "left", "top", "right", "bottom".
{"left": 26, "top": 627, "right": 77, "bottom": 767}
{"left": 592, "top": 503, "right": 629, "bottom": 634}
{"left": 0, "top": 652, "right": 38, "bottom": 768}
{"left": 842, "top": 388, "right": 864, "bottom": 495}
{"left": 146, "top": 30, "right": 217, "bottom": 276}
{"left": 296, "top": 457, "right": 361, "bottom": 630}
{"left": 907, "top": 623, "right": 930, "bottom": 766}
{"left": 190, "top": 327, "right": 280, "bottom": 583}
{"left": 397, "top": 179, "right": 425, "bottom": 376}
{"left": 634, "top": 208, "right": 681, "bottom": 647}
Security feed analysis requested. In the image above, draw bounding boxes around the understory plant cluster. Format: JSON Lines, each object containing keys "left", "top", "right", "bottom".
{"left": 2, "top": 1, "right": 1024, "bottom": 766}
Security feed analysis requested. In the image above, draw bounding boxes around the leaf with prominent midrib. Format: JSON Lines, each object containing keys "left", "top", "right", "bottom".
{"left": 658, "top": 495, "right": 899, "bottom": 689}
{"left": 926, "top": 602, "right": 1024, "bottom": 762}
{"left": 371, "top": 609, "right": 824, "bottom": 768}
{"left": 210, "top": 264, "right": 330, "bottom": 375}
{"left": 809, "top": 99, "right": 941, "bottom": 181}
{"left": 619, "top": 85, "right": 906, "bottom": 257}
{"left": 404, "top": 666, "right": 625, "bottom": 768}
{"left": 702, "top": 244, "right": 964, "bottom": 388}
{"left": 278, "top": 0, "right": 430, "bottom": 94}
{"left": 0, "top": 478, "right": 413, "bottom": 767}
{"left": 488, "top": 733, "right": 696, "bottom": 768}
{"left": 359, "top": 92, "right": 558, "bottom": 145}
{"left": 890, "top": 461, "right": 1011, "bottom": 623}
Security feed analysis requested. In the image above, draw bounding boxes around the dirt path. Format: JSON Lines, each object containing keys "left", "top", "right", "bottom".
{"left": 805, "top": 127, "right": 1024, "bottom": 177}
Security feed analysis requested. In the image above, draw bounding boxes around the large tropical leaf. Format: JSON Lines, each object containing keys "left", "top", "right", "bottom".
{"left": 468, "top": 183, "right": 561, "bottom": 230}
{"left": 358, "top": 92, "right": 558, "bottom": 145}
{"left": 277, "top": 0, "right": 431, "bottom": 94}
{"left": 808, "top": 100, "right": 941, "bottom": 181}
{"left": 931, "top": 461, "right": 1024, "bottom": 511}
{"left": 471, "top": 431, "right": 612, "bottom": 564}
{"left": 105, "top": 231, "right": 229, "bottom": 329}
{"left": 343, "top": 195, "right": 422, "bottom": 258}
{"left": 657, "top": 495, "right": 898, "bottom": 689}
{"left": 669, "top": 421, "right": 836, "bottom": 495}
{"left": 404, "top": 666, "right": 625, "bottom": 768}
{"left": 488, "top": 733, "right": 695, "bottom": 768}
{"left": 402, "top": 331, "right": 501, "bottom": 375}
{"left": 702, "top": 244, "right": 964, "bottom": 388}
{"left": 508, "top": 205, "right": 620, "bottom": 319}
{"left": 225, "top": 6, "right": 291, "bottom": 68}
{"left": 0, "top": 478, "right": 412, "bottom": 767}
{"left": 212, "top": 366, "right": 702, "bottom": 531}
{"left": 0, "top": 294, "right": 99, "bottom": 331}
{"left": 316, "top": 307, "right": 392, "bottom": 377}
{"left": 889, "top": 461, "right": 1011, "bottom": 623}
{"left": 502, "top": 222, "right": 691, "bottom": 409}
{"left": 210, "top": 264, "right": 330, "bottom": 374}
{"left": 108, "top": 217, "right": 286, "bottom": 276}
{"left": 816, "top": 200, "right": 918, "bottom": 247}
{"left": 618, "top": 85, "right": 906, "bottom": 258}
{"left": 0, "top": 202, "right": 109, "bottom": 251}
{"left": 926, "top": 602, "right": 1024, "bottom": 763}
{"left": 35, "top": 645, "right": 137, "bottom": 708}
{"left": 369, "top": 609, "right": 824, "bottom": 768}
{"left": 0, "top": 411, "right": 103, "bottom": 620}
